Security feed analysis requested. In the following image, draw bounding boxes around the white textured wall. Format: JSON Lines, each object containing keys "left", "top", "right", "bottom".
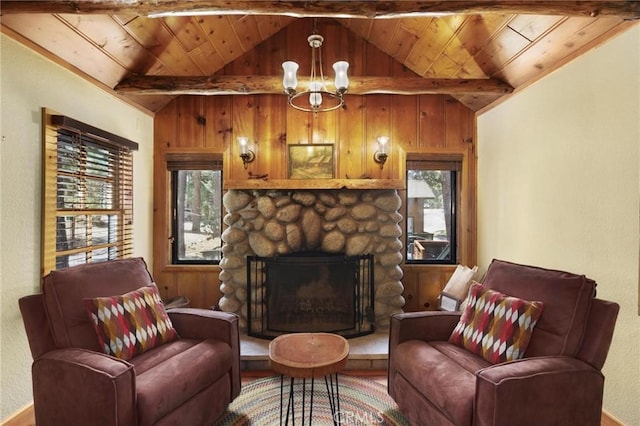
{"left": 0, "top": 35, "right": 154, "bottom": 420}
{"left": 478, "top": 25, "right": 640, "bottom": 424}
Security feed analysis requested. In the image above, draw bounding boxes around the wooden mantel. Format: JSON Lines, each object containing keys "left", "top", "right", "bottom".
{"left": 224, "top": 179, "right": 406, "bottom": 191}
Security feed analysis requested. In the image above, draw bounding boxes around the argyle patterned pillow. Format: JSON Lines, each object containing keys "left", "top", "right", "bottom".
{"left": 85, "top": 284, "right": 179, "bottom": 360}
{"left": 449, "top": 281, "right": 544, "bottom": 364}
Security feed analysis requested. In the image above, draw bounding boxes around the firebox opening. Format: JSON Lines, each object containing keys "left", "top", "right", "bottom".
{"left": 247, "top": 253, "right": 374, "bottom": 340}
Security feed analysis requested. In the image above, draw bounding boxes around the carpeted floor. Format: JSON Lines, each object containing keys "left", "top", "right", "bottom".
{"left": 215, "top": 374, "right": 410, "bottom": 425}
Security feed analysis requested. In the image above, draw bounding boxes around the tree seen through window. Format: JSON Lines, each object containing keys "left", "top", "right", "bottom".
{"left": 407, "top": 167, "right": 457, "bottom": 263}
{"left": 173, "top": 169, "right": 223, "bottom": 263}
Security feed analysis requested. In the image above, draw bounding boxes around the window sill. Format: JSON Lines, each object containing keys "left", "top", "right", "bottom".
{"left": 162, "top": 264, "right": 221, "bottom": 272}
{"left": 403, "top": 263, "right": 457, "bottom": 269}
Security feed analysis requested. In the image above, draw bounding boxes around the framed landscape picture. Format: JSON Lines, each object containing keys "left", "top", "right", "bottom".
{"left": 288, "top": 144, "right": 334, "bottom": 179}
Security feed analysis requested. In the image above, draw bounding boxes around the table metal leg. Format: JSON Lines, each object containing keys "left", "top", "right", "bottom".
{"left": 324, "top": 373, "right": 340, "bottom": 425}
{"left": 336, "top": 373, "right": 341, "bottom": 422}
{"left": 279, "top": 373, "right": 341, "bottom": 425}
{"left": 301, "top": 378, "right": 307, "bottom": 425}
{"left": 309, "top": 377, "right": 314, "bottom": 423}
{"left": 279, "top": 375, "right": 284, "bottom": 426}
{"left": 283, "top": 376, "right": 296, "bottom": 426}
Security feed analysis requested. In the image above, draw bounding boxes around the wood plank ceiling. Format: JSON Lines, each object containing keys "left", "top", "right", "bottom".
{"left": 1, "top": 1, "right": 638, "bottom": 113}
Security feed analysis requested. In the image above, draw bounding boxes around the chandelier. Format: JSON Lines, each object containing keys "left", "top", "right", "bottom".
{"left": 282, "top": 33, "right": 349, "bottom": 114}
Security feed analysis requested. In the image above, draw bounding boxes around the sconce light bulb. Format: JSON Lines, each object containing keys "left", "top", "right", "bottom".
{"left": 238, "top": 136, "right": 249, "bottom": 154}
{"left": 377, "top": 136, "right": 389, "bottom": 154}
{"left": 238, "top": 137, "right": 255, "bottom": 169}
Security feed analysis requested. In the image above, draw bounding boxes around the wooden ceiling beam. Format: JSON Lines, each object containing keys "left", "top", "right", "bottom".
{"left": 1, "top": 1, "right": 639, "bottom": 19}
{"left": 114, "top": 75, "right": 514, "bottom": 96}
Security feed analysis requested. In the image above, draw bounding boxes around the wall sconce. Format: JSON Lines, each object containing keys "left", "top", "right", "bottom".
{"left": 238, "top": 136, "right": 255, "bottom": 169}
{"left": 373, "top": 136, "right": 389, "bottom": 169}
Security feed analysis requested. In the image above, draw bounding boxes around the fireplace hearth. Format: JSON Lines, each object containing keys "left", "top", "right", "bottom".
{"left": 247, "top": 253, "right": 374, "bottom": 339}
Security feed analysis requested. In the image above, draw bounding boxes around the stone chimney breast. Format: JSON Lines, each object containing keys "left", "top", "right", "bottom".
{"left": 218, "top": 188, "right": 406, "bottom": 332}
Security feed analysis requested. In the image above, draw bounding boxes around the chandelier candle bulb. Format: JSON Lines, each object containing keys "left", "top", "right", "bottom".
{"left": 282, "top": 61, "right": 299, "bottom": 92}
{"left": 309, "top": 81, "right": 323, "bottom": 107}
{"left": 333, "top": 61, "right": 349, "bottom": 91}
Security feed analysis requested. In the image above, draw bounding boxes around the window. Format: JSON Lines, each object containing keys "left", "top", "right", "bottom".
{"left": 406, "top": 160, "right": 459, "bottom": 264}
{"left": 42, "top": 111, "right": 138, "bottom": 274}
{"left": 168, "top": 155, "right": 223, "bottom": 264}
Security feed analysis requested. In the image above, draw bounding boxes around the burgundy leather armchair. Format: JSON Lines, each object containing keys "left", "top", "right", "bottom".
{"left": 389, "top": 259, "right": 619, "bottom": 426}
{"left": 19, "top": 257, "right": 241, "bottom": 426}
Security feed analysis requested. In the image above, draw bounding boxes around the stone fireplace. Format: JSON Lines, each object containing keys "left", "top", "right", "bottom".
{"left": 218, "top": 188, "right": 405, "bottom": 335}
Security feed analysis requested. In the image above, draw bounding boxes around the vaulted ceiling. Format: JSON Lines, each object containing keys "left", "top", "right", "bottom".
{"left": 1, "top": 1, "right": 638, "bottom": 113}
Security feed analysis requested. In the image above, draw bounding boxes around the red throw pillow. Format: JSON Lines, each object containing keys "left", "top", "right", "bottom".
{"left": 449, "top": 281, "right": 544, "bottom": 364}
{"left": 85, "top": 284, "right": 179, "bottom": 360}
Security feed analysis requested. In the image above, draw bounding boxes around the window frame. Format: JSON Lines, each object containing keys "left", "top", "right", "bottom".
{"left": 405, "top": 158, "right": 462, "bottom": 265}
{"left": 167, "top": 153, "right": 223, "bottom": 266}
{"left": 42, "top": 109, "right": 138, "bottom": 275}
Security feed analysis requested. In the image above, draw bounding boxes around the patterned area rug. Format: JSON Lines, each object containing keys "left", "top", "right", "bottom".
{"left": 215, "top": 375, "right": 410, "bottom": 425}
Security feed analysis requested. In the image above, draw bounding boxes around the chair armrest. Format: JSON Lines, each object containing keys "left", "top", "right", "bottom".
{"left": 168, "top": 308, "right": 239, "bottom": 343}
{"left": 32, "top": 348, "right": 136, "bottom": 426}
{"left": 19, "top": 294, "right": 56, "bottom": 360}
{"left": 168, "top": 308, "right": 241, "bottom": 399}
{"left": 389, "top": 311, "right": 461, "bottom": 347}
{"left": 388, "top": 311, "right": 461, "bottom": 399}
{"left": 475, "top": 356, "right": 604, "bottom": 426}
{"left": 576, "top": 298, "right": 619, "bottom": 370}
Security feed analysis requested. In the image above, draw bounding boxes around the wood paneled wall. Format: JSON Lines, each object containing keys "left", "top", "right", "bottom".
{"left": 152, "top": 19, "right": 477, "bottom": 311}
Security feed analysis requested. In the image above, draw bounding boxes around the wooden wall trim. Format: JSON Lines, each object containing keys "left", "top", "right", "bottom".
{"left": 2, "top": 403, "right": 34, "bottom": 426}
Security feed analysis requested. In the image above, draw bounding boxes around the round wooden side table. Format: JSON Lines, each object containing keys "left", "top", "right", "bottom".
{"left": 268, "top": 332, "right": 350, "bottom": 426}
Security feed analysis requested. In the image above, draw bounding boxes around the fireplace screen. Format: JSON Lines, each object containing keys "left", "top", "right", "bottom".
{"left": 247, "top": 253, "right": 374, "bottom": 339}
